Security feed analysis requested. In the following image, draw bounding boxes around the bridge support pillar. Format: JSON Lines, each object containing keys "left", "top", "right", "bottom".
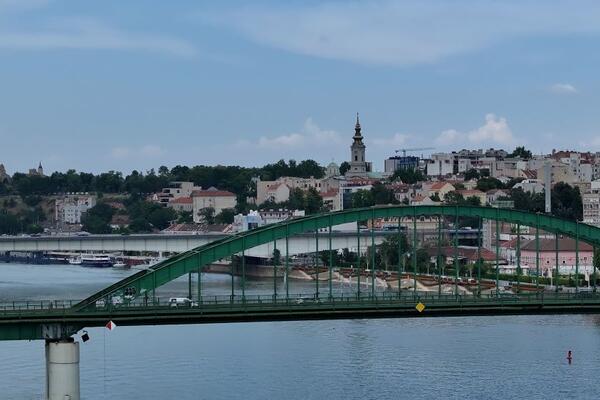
{"left": 45, "top": 338, "right": 80, "bottom": 400}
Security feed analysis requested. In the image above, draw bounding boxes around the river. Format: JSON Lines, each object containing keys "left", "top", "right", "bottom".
{"left": 1, "top": 262, "right": 600, "bottom": 399}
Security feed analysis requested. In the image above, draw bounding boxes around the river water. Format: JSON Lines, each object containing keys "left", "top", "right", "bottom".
{"left": 1, "top": 263, "right": 600, "bottom": 399}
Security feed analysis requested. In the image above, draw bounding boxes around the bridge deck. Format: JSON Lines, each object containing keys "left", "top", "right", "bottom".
{"left": 2, "top": 292, "right": 600, "bottom": 341}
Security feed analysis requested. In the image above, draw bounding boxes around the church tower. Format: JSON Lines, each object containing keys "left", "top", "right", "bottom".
{"left": 346, "top": 114, "right": 368, "bottom": 177}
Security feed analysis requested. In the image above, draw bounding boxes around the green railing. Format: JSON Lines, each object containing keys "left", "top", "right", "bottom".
{"left": 4, "top": 291, "right": 600, "bottom": 317}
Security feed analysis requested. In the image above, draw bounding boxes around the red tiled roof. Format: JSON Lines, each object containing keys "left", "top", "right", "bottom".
{"left": 500, "top": 238, "right": 518, "bottom": 248}
{"left": 486, "top": 189, "right": 508, "bottom": 195}
{"left": 321, "top": 189, "right": 339, "bottom": 197}
{"left": 192, "top": 189, "right": 235, "bottom": 197}
{"left": 170, "top": 197, "right": 192, "bottom": 204}
{"left": 458, "top": 189, "right": 485, "bottom": 195}
{"left": 425, "top": 246, "right": 502, "bottom": 262}
{"left": 521, "top": 237, "right": 593, "bottom": 252}
{"left": 430, "top": 182, "right": 450, "bottom": 190}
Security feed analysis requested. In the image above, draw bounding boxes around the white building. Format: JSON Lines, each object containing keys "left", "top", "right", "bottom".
{"left": 192, "top": 187, "right": 237, "bottom": 223}
{"left": 55, "top": 194, "right": 96, "bottom": 224}
{"left": 257, "top": 177, "right": 322, "bottom": 205}
{"left": 321, "top": 189, "right": 342, "bottom": 211}
{"left": 513, "top": 179, "right": 545, "bottom": 194}
{"left": 426, "top": 153, "right": 454, "bottom": 176}
{"left": 168, "top": 197, "right": 193, "bottom": 213}
{"left": 155, "top": 181, "right": 202, "bottom": 207}
{"left": 232, "top": 209, "right": 305, "bottom": 232}
{"left": 583, "top": 180, "right": 600, "bottom": 227}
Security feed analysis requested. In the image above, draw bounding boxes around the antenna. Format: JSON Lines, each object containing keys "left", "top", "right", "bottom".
{"left": 394, "top": 147, "right": 435, "bottom": 157}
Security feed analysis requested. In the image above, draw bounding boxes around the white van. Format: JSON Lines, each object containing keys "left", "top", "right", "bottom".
{"left": 168, "top": 297, "right": 195, "bottom": 307}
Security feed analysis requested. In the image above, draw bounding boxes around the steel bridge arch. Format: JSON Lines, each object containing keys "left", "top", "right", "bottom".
{"left": 73, "top": 205, "right": 600, "bottom": 311}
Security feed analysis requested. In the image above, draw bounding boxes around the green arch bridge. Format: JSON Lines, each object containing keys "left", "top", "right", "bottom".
{"left": 2, "top": 205, "right": 600, "bottom": 342}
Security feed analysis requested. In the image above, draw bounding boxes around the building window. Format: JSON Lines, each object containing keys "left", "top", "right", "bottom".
{"left": 355, "top": 156, "right": 358, "bottom": 161}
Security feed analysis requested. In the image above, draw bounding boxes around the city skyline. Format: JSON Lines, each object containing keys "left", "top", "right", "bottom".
{"left": 2, "top": 1, "right": 600, "bottom": 173}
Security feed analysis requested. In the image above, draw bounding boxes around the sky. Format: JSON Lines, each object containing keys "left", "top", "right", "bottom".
{"left": 1, "top": 0, "right": 600, "bottom": 174}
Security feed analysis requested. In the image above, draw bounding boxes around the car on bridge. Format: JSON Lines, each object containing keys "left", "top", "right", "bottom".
{"left": 168, "top": 297, "right": 198, "bottom": 307}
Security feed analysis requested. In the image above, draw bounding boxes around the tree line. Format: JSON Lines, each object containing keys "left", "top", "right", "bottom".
{"left": 0, "top": 159, "right": 325, "bottom": 199}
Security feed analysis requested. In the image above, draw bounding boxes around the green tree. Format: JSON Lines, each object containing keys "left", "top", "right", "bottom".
{"left": 304, "top": 187, "right": 323, "bottom": 214}
{"left": 25, "top": 224, "right": 43, "bottom": 234}
{"left": 81, "top": 203, "right": 114, "bottom": 234}
{"left": 295, "top": 159, "right": 325, "bottom": 178}
{"left": 81, "top": 214, "right": 112, "bottom": 234}
{"left": 444, "top": 191, "right": 465, "bottom": 205}
{"left": 476, "top": 177, "right": 504, "bottom": 192}
{"left": 509, "top": 188, "right": 545, "bottom": 213}
{"left": 464, "top": 196, "right": 481, "bottom": 206}
{"left": 215, "top": 208, "right": 236, "bottom": 224}
{"left": 464, "top": 168, "right": 480, "bottom": 181}
{"left": 198, "top": 207, "right": 215, "bottom": 224}
{"left": 147, "top": 207, "right": 176, "bottom": 230}
{"left": 177, "top": 211, "right": 193, "bottom": 223}
{"left": 287, "top": 188, "right": 305, "bottom": 210}
{"left": 371, "top": 182, "right": 397, "bottom": 205}
{"left": 0, "top": 213, "right": 20, "bottom": 235}
{"left": 379, "top": 233, "right": 409, "bottom": 269}
{"left": 128, "top": 217, "right": 153, "bottom": 233}
{"left": 552, "top": 182, "right": 582, "bottom": 220}
{"left": 273, "top": 248, "right": 281, "bottom": 265}
{"left": 339, "top": 162, "right": 351, "bottom": 176}
{"left": 391, "top": 168, "right": 425, "bottom": 184}
{"left": 352, "top": 189, "right": 374, "bottom": 208}
{"left": 510, "top": 146, "right": 533, "bottom": 159}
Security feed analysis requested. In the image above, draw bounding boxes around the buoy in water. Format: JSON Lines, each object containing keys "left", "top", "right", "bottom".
{"left": 567, "top": 350, "right": 573, "bottom": 364}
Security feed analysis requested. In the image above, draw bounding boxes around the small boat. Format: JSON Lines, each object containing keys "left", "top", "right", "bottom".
{"left": 68, "top": 257, "right": 82, "bottom": 265}
{"left": 80, "top": 254, "right": 113, "bottom": 268}
{"left": 113, "top": 261, "right": 128, "bottom": 269}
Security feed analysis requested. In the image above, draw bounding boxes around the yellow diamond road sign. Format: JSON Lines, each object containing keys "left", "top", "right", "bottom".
{"left": 415, "top": 302, "right": 426, "bottom": 313}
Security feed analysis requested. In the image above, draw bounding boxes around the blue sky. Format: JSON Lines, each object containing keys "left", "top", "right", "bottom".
{"left": 1, "top": 0, "right": 600, "bottom": 174}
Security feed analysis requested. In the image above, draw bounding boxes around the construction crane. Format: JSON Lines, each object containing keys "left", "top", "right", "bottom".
{"left": 394, "top": 147, "right": 435, "bottom": 157}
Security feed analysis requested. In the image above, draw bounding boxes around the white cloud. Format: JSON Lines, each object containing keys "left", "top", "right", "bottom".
{"left": 579, "top": 137, "right": 600, "bottom": 148}
{"left": 0, "top": 18, "right": 196, "bottom": 56}
{"left": 247, "top": 117, "right": 343, "bottom": 149}
{"left": 110, "top": 147, "right": 130, "bottom": 159}
{"left": 140, "top": 144, "right": 165, "bottom": 157}
{"left": 435, "top": 114, "right": 516, "bottom": 146}
{"left": 467, "top": 114, "right": 514, "bottom": 144}
{"left": 371, "top": 133, "right": 410, "bottom": 147}
{"left": 206, "top": 1, "right": 600, "bottom": 66}
{"left": 258, "top": 133, "right": 304, "bottom": 148}
{"left": 549, "top": 83, "right": 578, "bottom": 94}
{"left": 110, "top": 144, "right": 165, "bottom": 159}
{"left": 435, "top": 129, "right": 462, "bottom": 146}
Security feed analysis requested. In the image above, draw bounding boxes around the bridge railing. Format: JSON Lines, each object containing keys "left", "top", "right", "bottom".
{"left": 2, "top": 291, "right": 600, "bottom": 317}
{"left": 0, "top": 300, "right": 77, "bottom": 315}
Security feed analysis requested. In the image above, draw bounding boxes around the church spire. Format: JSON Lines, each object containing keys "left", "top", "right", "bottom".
{"left": 354, "top": 112, "right": 362, "bottom": 138}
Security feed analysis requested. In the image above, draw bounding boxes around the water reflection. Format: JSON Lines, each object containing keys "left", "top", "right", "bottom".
{"left": 1, "top": 263, "right": 600, "bottom": 399}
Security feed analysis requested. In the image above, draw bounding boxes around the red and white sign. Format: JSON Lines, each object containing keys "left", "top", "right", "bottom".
{"left": 105, "top": 321, "right": 117, "bottom": 331}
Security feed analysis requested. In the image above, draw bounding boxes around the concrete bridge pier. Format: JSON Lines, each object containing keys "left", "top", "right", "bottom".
{"left": 45, "top": 338, "right": 80, "bottom": 400}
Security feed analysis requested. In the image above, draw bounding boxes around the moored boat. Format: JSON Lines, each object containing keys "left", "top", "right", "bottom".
{"left": 68, "top": 257, "right": 82, "bottom": 265}
{"left": 112, "top": 260, "right": 128, "bottom": 269}
{"left": 80, "top": 254, "right": 113, "bottom": 268}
